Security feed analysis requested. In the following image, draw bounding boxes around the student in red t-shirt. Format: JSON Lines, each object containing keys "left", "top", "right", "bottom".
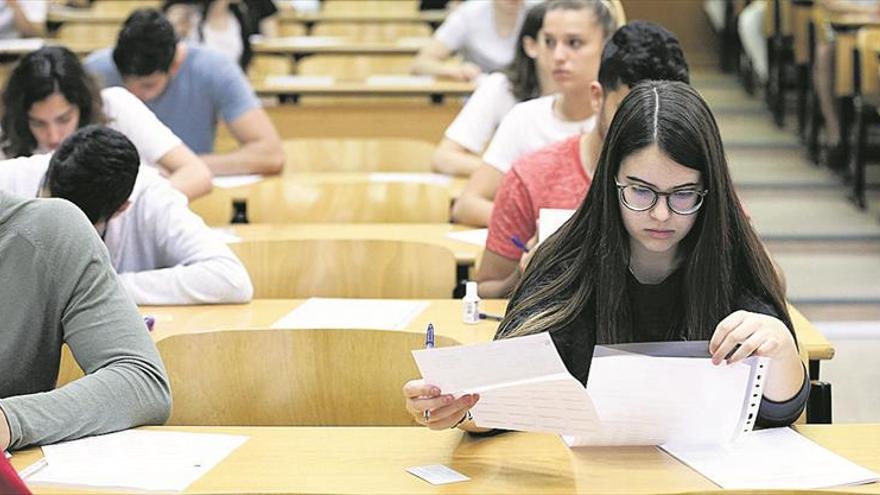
{"left": 477, "top": 21, "right": 690, "bottom": 297}
{"left": 0, "top": 454, "right": 31, "bottom": 494}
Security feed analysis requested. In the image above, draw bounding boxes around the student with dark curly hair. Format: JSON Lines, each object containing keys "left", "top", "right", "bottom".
{"left": 405, "top": 81, "right": 808, "bottom": 433}
{"left": 477, "top": 21, "right": 690, "bottom": 298}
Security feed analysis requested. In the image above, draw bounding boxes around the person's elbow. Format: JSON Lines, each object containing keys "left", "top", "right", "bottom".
{"left": 229, "top": 264, "right": 255, "bottom": 303}
{"left": 254, "top": 137, "right": 285, "bottom": 175}
{"left": 431, "top": 147, "right": 453, "bottom": 175}
{"left": 189, "top": 161, "right": 214, "bottom": 199}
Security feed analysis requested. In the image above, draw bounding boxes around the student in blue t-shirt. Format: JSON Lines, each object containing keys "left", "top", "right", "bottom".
{"left": 84, "top": 9, "right": 284, "bottom": 176}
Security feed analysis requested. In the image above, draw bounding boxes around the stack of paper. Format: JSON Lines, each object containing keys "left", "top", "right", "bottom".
{"left": 272, "top": 298, "right": 429, "bottom": 330}
{"left": 24, "top": 430, "right": 248, "bottom": 492}
{"left": 265, "top": 75, "right": 335, "bottom": 86}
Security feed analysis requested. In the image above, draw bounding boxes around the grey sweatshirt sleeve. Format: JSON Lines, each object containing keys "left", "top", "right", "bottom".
{"left": 0, "top": 200, "right": 171, "bottom": 449}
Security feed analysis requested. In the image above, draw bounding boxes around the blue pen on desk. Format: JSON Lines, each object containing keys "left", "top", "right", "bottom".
{"left": 511, "top": 235, "right": 530, "bottom": 253}
{"left": 423, "top": 323, "right": 435, "bottom": 421}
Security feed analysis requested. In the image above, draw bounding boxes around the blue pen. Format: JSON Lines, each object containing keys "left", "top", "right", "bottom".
{"left": 511, "top": 235, "right": 530, "bottom": 253}
{"left": 143, "top": 315, "right": 155, "bottom": 332}
{"left": 423, "top": 323, "right": 435, "bottom": 421}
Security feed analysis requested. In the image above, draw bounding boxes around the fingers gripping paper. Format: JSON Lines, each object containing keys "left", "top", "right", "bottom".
{"left": 412, "top": 333, "right": 767, "bottom": 446}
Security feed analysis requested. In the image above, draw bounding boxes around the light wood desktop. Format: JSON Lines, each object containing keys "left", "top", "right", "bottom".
{"left": 252, "top": 37, "right": 430, "bottom": 56}
{"left": 253, "top": 79, "right": 473, "bottom": 103}
{"left": 279, "top": 9, "right": 447, "bottom": 25}
{"left": 222, "top": 224, "right": 484, "bottom": 267}
{"left": 138, "top": 299, "right": 832, "bottom": 364}
{"left": 12, "top": 424, "right": 880, "bottom": 494}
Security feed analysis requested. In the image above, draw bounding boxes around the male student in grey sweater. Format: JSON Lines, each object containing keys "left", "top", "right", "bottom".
{"left": 0, "top": 163, "right": 171, "bottom": 447}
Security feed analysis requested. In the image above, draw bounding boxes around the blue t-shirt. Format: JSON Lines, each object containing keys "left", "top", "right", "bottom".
{"left": 85, "top": 45, "right": 260, "bottom": 154}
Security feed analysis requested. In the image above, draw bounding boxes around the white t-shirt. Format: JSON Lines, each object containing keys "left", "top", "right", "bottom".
{"left": 0, "top": 155, "right": 253, "bottom": 305}
{"left": 434, "top": 0, "right": 539, "bottom": 73}
{"left": 0, "top": 0, "right": 46, "bottom": 39}
{"left": 483, "top": 94, "right": 596, "bottom": 174}
{"left": 444, "top": 72, "right": 517, "bottom": 153}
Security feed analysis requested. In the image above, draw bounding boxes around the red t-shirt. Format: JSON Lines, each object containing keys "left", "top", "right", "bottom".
{"left": 486, "top": 135, "right": 592, "bottom": 260}
{"left": 0, "top": 455, "right": 30, "bottom": 495}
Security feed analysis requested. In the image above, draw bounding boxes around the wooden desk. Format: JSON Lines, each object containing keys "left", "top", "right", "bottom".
{"left": 140, "top": 299, "right": 833, "bottom": 365}
{"left": 222, "top": 224, "right": 483, "bottom": 267}
{"left": 141, "top": 299, "right": 504, "bottom": 344}
{"left": 254, "top": 79, "right": 473, "bottom": 103}
{"left": 0, "top": 40, "right": 106, "bottom": 57}
{"left": 279, "top": 9, "right": 447, "bottom": 25}
{"left": 12, "top": 424, "right": 880, "bottom": 494}
{"left": 253, "top": 37, "right": 429, "bottom": 56}
{"left": 47, "top": 8, "right": 126, "bottom": 24}
{"left": 288, "top": 172, "right": 466, "bottom": 198}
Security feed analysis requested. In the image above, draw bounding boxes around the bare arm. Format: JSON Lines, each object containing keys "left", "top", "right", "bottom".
{"left": 157, "top": 144, "right": 213, "bottom": 200}
{"left": 431, "top": 138, "right": 485, "bottom": 176}
{"left": 200, "top": 108, "right": 285, "bottom": 175}
{"left": 259, "top": 14, "right": 279, "bottom": 37}
{"left": 450, "top": 163, "right": 503, "bottom": 226}
{"left": 7, "top": 0, "right": 46, "bottom": 37}
{"left": 477, "top": 250, "right": 521, "bottom": 298}
{"left": 411, "top": 39, "right": 481, "bottom": 81}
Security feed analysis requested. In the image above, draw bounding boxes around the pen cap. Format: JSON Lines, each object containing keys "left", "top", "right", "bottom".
{"left": 464, "top": 281, "right": 479, "bottom": 300}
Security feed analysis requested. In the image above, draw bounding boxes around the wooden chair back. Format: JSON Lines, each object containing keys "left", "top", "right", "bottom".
{"left": 55, "top": 23, "right": 120, "bottom": 46}
{"left": 230, "top": 238, "right": 456, "bottom": 298}
{"left": 321, "top": 0, "right": 418, "bottom": 15}
{"left": 282, "top": 137, "right": 433, "bottom": 172}
{"left": 857, "top": 27, "right": 880, "bottom": 101}
{"left": 247, "top": 54, "right": 295, "bottom": 83}
{"left": 190, "top": 178, "right": 451, "bottom": 225}
{"left": 159, "top": 328, "right": 454, "bottom": 425}
{"left": 297, "top": 54, "right": 414, "bottom": 80}
{"left": 312, "top": 21, "right": 431, "bottom": 41}
{"left": 91, "top": 0, "right": 160, "bottom": 14}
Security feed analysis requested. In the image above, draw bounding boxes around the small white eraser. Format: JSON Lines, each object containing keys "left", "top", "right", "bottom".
{"left": 406, "top": 464, "right": 470, "bottom": 485}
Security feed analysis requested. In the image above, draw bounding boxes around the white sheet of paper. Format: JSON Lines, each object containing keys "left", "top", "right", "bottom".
{"left": 212, "top": 174, "right": 264, "bottom": 189}
{"left": 413, "top": 333, "right": 601, "bottom": 436}
{"left": 538, "top": 208, "right": 576, "bottom": 244}
{"left": 272, "top": 298, "right": 429, "bottom": 330}
{"left": 365, "top": 75, "right": 435, "bottom": 86}
{"left": 210, "top": 227, "right": 242, "bottom": 244}
{"left": 26, "top": 430, "right": 249, "bottom": 492}
{"left": 564, "top": 353, "right": 764, "bottom": 447}
{"left": 367, "top": 173, "right": 452, "bottom": 186}
{"left": 265, "top": 75, "right": 335, "bottom": 86}
{"left": 0, "top": 38, "right": 45, "bottom": 52}
{"left": 406, "top": 464, "right": 470, "bottom": 485}
{"left": 662, "top": 427, "right": 880, "bottom": 489}
{"left": 445, "top": 229, "right": 488, "bottom": 247}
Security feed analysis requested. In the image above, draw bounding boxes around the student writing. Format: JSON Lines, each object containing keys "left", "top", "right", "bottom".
{"left": 85, "top": 9, "right": 285, "bottom": 176}
{"left": 0, "top": 126, "right": 254, "bottom": 305}
{"left": 0, "top": 46, "right": 212, "bottom": 200}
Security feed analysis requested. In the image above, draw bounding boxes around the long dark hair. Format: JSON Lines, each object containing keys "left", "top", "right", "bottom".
{"left": 0, "top": 46, "right": 105, "bottom": 157}
{"left": 503, "top": 2, "right": 547, "bottom": 102}
{"left": 499, "top": 81, "right": 790, "bottom": 343}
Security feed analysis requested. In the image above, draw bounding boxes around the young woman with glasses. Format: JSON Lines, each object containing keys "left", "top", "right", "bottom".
{"left": 404, "top": 80, "right": 809, "bottom": 433}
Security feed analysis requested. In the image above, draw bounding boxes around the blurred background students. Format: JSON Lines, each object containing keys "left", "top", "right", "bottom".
{"left": 0, "top": 0, "right": 46, "bottom": 39}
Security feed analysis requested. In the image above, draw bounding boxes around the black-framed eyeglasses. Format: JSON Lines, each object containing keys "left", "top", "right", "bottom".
{"left": 615, "top": 182, "right": 708, "bottom": 215}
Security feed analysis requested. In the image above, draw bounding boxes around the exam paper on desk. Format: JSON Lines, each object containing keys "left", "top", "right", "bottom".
{"left": 24, "top": 430, "right": 249, "bottom": 492}
{"left": 272, "top": 298, "right": 429, "bottom": 329}
{"left": 413, "top": 333, "right": 767, "bottom": 446}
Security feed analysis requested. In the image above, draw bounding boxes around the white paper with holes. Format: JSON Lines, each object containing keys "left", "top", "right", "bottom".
{"left": 413, "top": 334, "right": 767, "bottom": 446}
{"left": 564, "top": 342, "right": 767, "bottom": 447}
